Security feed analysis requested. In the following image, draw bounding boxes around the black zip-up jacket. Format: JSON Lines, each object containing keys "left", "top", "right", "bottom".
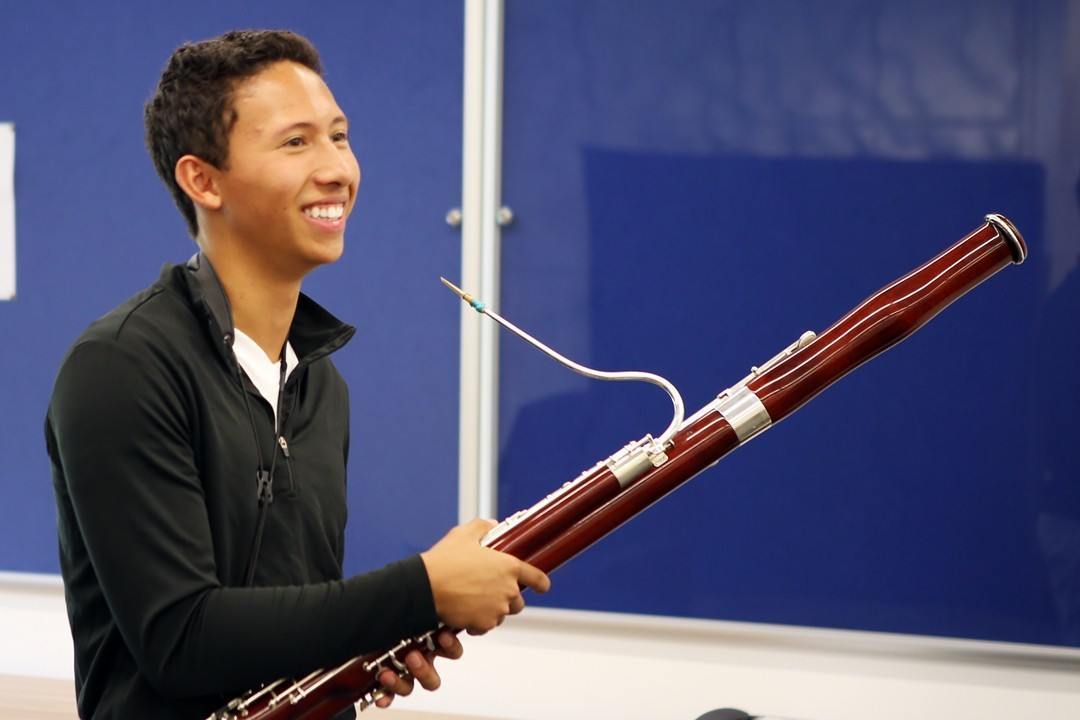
{"left": 45, "top": 255, "right": 437, "bottom": 719}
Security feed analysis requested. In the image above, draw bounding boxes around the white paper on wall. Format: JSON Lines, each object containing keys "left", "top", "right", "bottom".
{"left": 0, "top": 123, "right": 13, "bottom": 300}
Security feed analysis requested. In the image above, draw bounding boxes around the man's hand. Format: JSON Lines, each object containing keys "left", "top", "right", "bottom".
{"left": 420, "top": 518, "right": 552, "bottom": 635}
{"left": 375, "top": 629, "right": 463, "bottom": 708}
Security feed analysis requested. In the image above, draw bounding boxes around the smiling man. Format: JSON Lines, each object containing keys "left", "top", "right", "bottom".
{"left": 46, "top": 30, "right": 549, "bottom": 719}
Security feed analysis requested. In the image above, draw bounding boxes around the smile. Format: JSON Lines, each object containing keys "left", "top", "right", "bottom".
{"left": 302, "top": 203, "right": 345, "bottom": 222}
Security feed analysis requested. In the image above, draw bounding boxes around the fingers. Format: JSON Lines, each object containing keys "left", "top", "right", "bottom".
{"left": 515, "top": 560, "right": 551, "bottom": 594}
{"left": 377, "top": 668, "right": 412, "bottom": 706}
{"left": 424, "top": 520, "right": 549, "bottom": 635}
{"left": 378, "top": 645, "right": 454, "bottom": 701}
{"left": 465, "top": 613, "right": 504, "bottom": 635}
{"left": 436, "top": 629, "right": 464, "bottom": 660}
{"left": 405, "top": 650, "right": 442, "bottom": 691}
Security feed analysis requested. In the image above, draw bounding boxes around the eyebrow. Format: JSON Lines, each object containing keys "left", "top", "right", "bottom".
{"left": 273, "top": 116, "right": 349, "bottom": 136}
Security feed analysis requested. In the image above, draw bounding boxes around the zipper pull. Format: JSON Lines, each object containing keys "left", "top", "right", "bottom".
{"left": 256, "top": 470, "right": 273, "bottom": 505}
{"left": 278, "top": 435, "right": 290, "bottom": 458}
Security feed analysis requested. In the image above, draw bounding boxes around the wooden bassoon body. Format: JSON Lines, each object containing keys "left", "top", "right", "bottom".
{"left": 210, "top": 214, "right": 1027, "bottom": 720}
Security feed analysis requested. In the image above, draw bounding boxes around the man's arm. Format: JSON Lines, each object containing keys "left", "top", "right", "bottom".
{"left": 49, "top": 338, "right": 437, "bottom": 698}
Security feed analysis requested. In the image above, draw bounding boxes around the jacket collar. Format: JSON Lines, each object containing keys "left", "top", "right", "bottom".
{"left": 171, "top": 253, "right": 355, "bottom": 369}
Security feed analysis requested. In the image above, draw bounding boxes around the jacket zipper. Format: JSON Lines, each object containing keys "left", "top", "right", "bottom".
{"left": 278, "top": 435, "right": 295, "bottom": 495}
{"left": 242, "top": 346, "right": 290, "bottom": 586}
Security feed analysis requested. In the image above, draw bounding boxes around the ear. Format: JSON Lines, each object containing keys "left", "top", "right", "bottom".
{"left": 174, "top": 155, "right": 223, "bottom": 211}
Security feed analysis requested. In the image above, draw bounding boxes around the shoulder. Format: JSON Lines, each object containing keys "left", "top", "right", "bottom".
{"left": 76, "top": 272, "right": 197, "bottom": 353}
{"left": 61, "top": 263, "right": 210, "bottom": 374}
{"left": 51, "top": 269, "right": 208, "bottom": 413}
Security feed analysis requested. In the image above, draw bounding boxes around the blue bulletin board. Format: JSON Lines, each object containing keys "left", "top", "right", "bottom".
{"left": 496, "top": 0, "right": 1080, "bottom": 648}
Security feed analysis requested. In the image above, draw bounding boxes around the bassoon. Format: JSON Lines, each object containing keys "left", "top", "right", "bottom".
{"left": 209, "top": 213, "right": 1027, "bottom": 720}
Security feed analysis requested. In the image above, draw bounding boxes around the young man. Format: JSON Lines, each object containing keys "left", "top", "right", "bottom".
{"left": 46, "top": 30, "right": 549, "bottom": 719}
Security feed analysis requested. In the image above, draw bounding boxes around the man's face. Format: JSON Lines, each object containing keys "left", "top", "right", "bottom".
{"left": 214, "top": 60, "right": 360, "bottom": 277}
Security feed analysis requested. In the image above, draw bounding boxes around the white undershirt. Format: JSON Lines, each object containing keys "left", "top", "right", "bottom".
{"left": 232, "top": 328, "right": 299, "bottom": 431}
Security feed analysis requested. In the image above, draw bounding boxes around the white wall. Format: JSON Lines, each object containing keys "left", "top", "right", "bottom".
{"left": 5, "top": 573, "right": 1080, "bottom": 720}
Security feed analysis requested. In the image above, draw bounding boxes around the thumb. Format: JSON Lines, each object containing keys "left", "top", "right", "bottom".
{"left": 459, "top": 517, "right": 498, "bottom": 542}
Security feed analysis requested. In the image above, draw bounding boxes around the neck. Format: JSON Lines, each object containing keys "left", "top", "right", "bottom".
{"left": 203, "top": 241, "right": 300, "bottom": 363}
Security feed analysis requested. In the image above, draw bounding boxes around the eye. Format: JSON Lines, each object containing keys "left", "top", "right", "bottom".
{"left": 283, "top": 136, "right": 306, "bottom": 148}
{"left": 332, "top": 130, "right": 349, "bottom": 143}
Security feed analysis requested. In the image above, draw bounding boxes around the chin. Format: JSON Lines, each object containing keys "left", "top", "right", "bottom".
{"left": 304, "top": 237, "right": 346, "bottom": 268}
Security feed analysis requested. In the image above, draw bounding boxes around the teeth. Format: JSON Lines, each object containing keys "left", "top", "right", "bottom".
{"left": 304, "top": 204, "right": 345, "bottom": 221}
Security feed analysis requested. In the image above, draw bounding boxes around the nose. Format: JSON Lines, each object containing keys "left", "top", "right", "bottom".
{"left": 312, "top": 138, "right": 360, "bottom": 188}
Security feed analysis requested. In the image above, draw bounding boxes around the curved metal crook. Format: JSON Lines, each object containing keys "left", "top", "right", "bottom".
{"left": 442, "top": 278, "right": 685, "bottom": 449}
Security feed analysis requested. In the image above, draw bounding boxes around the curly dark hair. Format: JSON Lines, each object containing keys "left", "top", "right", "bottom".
{"left": 144, "top": 30, "right": 323, "bottom": 237}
